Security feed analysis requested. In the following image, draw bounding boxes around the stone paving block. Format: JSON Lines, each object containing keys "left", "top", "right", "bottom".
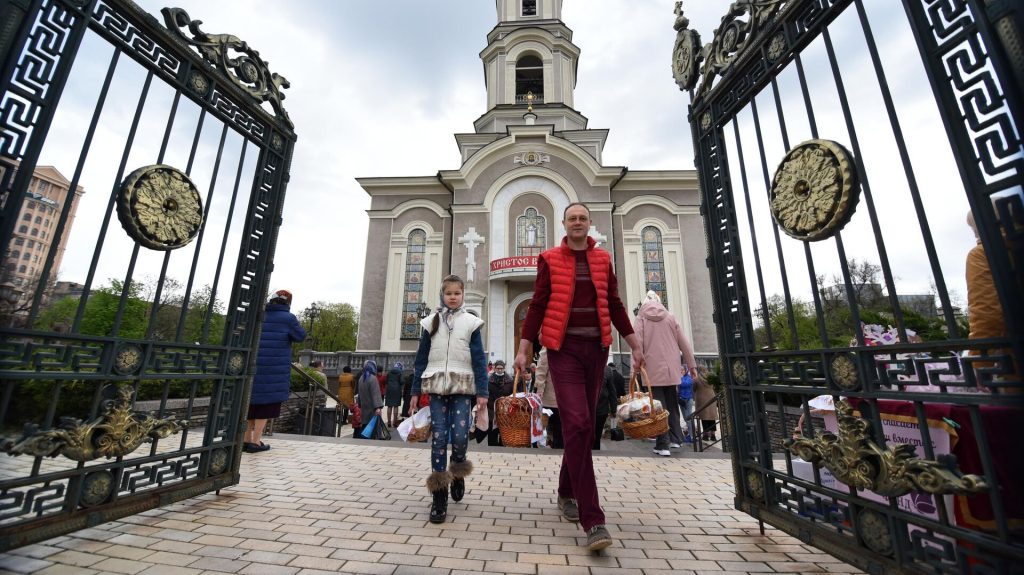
{"left": 483, "top": 561, "right": 536, "bottom": 574}
{"left": 237, "top": 564, "right": 299, "bottom": 575}
{"left": 26, "top": 567, "right": 98, "bottom": 575}
{"left": 6, "top": 546, "right": 60, "bottom": 561}
{"left": 285, "top": 555, "right": 345, "bottom": 571}
{"left": 136, "top": 565, "right": 203, "bottom": 575}
{"left": 334, "top": 561, "right": 395, "bottom": 575}
{"left": 88, "top": 557, "right": 148, "bottom": 574}
{"left": 0, "top": 556, "right": 52, "bottom": 574}
{"left": 95, "top": 546, "right": 154, "bottom": 561}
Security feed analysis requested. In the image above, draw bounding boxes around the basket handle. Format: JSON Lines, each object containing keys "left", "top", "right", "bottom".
{"left": 505, "top": 370, "right": 522, "bottom": 414}
{"left": 628, "top": 366, "right": 655, "bottom": 414}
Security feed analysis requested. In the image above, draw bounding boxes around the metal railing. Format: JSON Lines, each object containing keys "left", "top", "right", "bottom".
{"left": 288, "top": 363, "right": 345, "bottom": 436}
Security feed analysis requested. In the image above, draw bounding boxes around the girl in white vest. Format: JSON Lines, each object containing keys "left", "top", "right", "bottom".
{"left": 409, "top": 275, "right": 489, "bottom": 523}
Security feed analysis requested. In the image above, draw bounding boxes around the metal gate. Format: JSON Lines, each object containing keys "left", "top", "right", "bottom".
{"left": 0, "top": 0, "right": 295, "bottom": 550}
{"left": 674, "top": 0, "right": 1022, "bottom": 572}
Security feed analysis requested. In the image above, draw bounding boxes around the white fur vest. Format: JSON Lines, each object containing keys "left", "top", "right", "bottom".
{"left": 419, "top": 309, "right": 484, "bottom": 395}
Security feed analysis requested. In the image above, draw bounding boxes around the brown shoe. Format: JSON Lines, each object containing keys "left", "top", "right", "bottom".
{"left": 557, "top": 496, "right": 580, "bottom": 522}
{"left": 586, "top": 525, "right": 613, "bottom": 551}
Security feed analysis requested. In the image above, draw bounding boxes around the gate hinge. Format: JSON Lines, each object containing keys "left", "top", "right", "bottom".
{"left": 712, "top": 312, "right": 721, "bottom": 325}
{"left": 705, "top": 256, "right": 713, "bottom": 268}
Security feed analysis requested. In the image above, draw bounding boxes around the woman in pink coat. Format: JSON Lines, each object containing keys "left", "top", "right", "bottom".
{"left": 632, "top": 291, "right": 699, "bottom": 456}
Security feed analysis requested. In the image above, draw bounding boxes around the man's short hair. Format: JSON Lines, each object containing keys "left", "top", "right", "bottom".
{"left": 310, "top": 360, "right": 324, "bottom": 369}
{"left": 562, "top": 202, "right": 590, "bottom": 220}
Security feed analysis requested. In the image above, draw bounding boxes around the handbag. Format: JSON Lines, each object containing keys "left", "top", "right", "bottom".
{"left": 372, "top": 417, "right": 392, "bottom": 440}
{"left": 360, "top": 414, "right": 378, "bottom": 439}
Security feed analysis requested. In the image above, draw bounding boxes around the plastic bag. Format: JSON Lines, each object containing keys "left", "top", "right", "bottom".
{"left": 360, "top": 414, "right": 378, "bottom": 439}
{"left": 398, "top": 406, "right": 432, "bottom": 442}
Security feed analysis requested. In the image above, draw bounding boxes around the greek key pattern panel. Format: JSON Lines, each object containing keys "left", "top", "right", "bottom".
{"left": 700, "top": 129, "right": 755, "bottom": 356}
{"left": 90, "top": 0, "right": 180, "bottom": 79}
{"left": 0, "top": 0, "right": 83, "bottom": 159}
{"left": 0, "top": 482, "right": 65, "bottom": 525}
{"left": 227, "top": 153, "right": 282, "bottom": 348}
{"left": 119, "top": 455, "right": 201, "bottom": 492}
{"left": 776, "top": 480, "right": 852, "bottom": 537}
{"left": 0, "top": 335, "right": 238, "bottom": 379}
{"left": 211, "top": 381, "right": 235, "bottom": 440}
{"left": 909, "top": 0, "right": 1022, "bottom": 184}
{"left": 209, "top": 85, "right": 265, "bottom": 141}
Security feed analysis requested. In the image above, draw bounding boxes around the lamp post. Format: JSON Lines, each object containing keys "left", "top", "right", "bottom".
{"left": 306, "top": 302, "right": 320, "bottom": 349}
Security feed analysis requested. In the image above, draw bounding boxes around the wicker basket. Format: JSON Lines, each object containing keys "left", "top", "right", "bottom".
{"left": 495, "top": 371, "right": 532, "bottom": 447}
{"left": 620, "top": 367, "right": 669, "bottom": 440}
{"left": 405, "top": 422, "right": 431, "bottom": 442}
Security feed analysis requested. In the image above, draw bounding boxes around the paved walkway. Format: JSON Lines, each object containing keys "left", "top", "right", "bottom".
{"left": 0, "top": 435, "right": 863, "bottom": 575}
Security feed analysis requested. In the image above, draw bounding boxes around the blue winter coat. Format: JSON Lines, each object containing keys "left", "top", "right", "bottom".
{"left": 252, "top": 303, "right": 307, "bottom": 405}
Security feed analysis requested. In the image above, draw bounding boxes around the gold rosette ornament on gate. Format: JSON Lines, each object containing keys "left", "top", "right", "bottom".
{"left": 769, "top": 139, "right": 860, "bottom": 242}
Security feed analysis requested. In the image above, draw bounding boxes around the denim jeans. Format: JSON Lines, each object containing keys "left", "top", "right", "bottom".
{"left": 429, "top": 394, "right": 473, "bottom": 473}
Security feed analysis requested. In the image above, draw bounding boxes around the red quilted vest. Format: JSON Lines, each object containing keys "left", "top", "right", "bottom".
{"left": 539, "top": 236, "right": 613, "bottom": 351}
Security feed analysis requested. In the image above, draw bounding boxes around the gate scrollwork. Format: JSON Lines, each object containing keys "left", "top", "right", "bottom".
{"left": 161, "top": 7, "right": 292, "bottom": 129}
{"left": 785, "top": 400, "right": 987, "bottom": 497}
{"left": 1, "top": 386, "right": 188, "bottom": 462}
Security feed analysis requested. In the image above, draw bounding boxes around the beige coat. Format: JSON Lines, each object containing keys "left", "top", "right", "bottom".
{"left": 533, "top": 349, "right": 557, "bottom": 408}
{"left": 692, "top": 379, "right": 719, "bottom": 420}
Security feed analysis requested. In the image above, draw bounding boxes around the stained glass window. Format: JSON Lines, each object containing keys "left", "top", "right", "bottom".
{"left": 401, "top": 229, "right": 427, "bottom": 339}
{"left": 642, "top": 226, "right": 667, "bottom": 307}
{"left": 516, "top": 207, "right": 546, "bottom": 256}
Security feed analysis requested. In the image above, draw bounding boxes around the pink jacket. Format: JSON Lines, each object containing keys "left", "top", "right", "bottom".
{"left": 633, "top": 300, "right": 697, "bottom": 387}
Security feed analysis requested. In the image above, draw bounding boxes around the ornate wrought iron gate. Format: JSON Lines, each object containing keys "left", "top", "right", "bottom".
{"left": 674, "top": 0, "right": 1022, "bottom": 572}
{"left": 0, "top": 0, "right": 295, "bottom": 550}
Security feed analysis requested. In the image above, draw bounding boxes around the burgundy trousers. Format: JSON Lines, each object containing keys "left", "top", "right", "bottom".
{"left": 547, "top": 336, "right": 607, "bottom": 531}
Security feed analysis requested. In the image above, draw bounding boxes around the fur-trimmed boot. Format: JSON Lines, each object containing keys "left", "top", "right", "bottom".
{"left": 449, "top": 459, "right": 473, "bottom": 502}
{"left": 426, "top": 471, "right": 451, "bottom": 524}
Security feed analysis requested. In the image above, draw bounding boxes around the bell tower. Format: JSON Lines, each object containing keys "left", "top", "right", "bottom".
{"left": 476, "top": 0, "right": 584, "bottom": 133}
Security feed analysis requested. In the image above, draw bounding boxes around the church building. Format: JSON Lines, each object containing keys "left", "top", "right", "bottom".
{"left": 355, "top": 0, "right": 717, "bottom": 365}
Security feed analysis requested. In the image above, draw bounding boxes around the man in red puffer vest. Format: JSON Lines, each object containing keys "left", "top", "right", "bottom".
{"left": 513, "top": 202, "right": 645, "bottom": 553}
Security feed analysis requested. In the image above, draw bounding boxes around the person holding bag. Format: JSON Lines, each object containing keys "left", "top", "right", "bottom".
{"left": 409, "top": 275, "right": 489, "bottom": 524}
{"left": 632, "top": 290, "right": 699, "bottom": 457}
{"left": 356, "top": 360, "right": 383, "bottom": 436}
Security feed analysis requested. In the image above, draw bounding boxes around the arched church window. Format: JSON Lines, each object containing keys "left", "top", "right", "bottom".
{"left": 522, "top": 0, "right": 537, "bottom": 17}
{"left": 516, "top": 207, "right": 546, "bottom": 256}
{"left": 401, "top": 229, "right": 427, "bottom": 339}
{"left": 642, "top": 226, "right": 668, "bottom": 307}
{"left": 516, "top": 55, "right": 543, "bottom": 104}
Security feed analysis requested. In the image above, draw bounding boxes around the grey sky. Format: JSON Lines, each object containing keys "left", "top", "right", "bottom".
{"left": 35, "top": 0, "right": 995, "bottom": 324}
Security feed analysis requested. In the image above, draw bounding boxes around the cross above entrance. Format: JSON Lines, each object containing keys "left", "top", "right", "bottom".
{"left": 588, "top": 225, "right": 607, "bottom": 247}
{"left": 459, "top": 227, "right": 486, "bottom": 282}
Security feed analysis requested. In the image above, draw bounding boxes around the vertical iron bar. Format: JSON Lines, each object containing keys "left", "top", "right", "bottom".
{"left": 771, "top": 76, "right": 830, "bottom": 348}
{"left": 72, "top": 69, "right": 154, "bottom": 332}
{"left": 821, "top": 27, "right": 908, "bottom": 340}
{"left": 967, "top": 404, "right": 1009, "bottom": 542}
{"left": 731, "top": 119, "right": 775, "bottom": 348}
{"left": 795, "top": 53, "right": 866, "bottom": 346}
{"left": 203, "top": 141, "right": 248, "bottom": 344}
{"left": 854, "top": 0, "right": 959, "bottom": 337}
{"left": 175, "top": 122, "right": 229, "bottom": 342}
{"left": 28, "top": 49, "right": 120, "bottom": 321}
{"left": 749, "top": 97, "right": 799, "bottom": 350}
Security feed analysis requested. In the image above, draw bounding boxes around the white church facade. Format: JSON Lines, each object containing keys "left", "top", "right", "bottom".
{"left": 355, "top": 0, "right": 717, "bottom": 364}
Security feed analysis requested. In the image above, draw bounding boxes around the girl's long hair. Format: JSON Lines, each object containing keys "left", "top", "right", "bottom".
{"left": 429, "top": 275, "right": 465, "bottom": 336}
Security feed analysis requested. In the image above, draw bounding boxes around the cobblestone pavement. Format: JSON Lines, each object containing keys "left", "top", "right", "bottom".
{"left": 0, "top": 436, "right": 863, "bottom": 575}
